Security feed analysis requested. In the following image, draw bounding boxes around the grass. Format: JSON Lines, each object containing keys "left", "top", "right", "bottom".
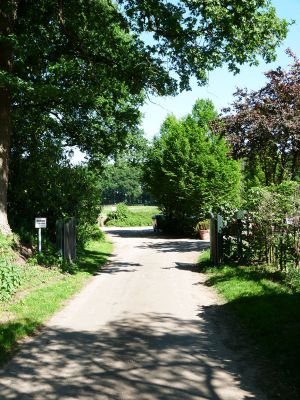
{"left": 102, "top": 205, "right": 158, "bottom": 214}
{"left": 198, "top": 249, "right": 300, "bottom": 398}
{"left": 0, "top": 238, "right": 112, "bottom": 364}
{"left": 103, "top": 205, "right": 160, "bottom": 227}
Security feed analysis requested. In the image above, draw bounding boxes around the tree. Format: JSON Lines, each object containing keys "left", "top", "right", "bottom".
{"left": 8, "top": 140, "right": 102, "bottom": 241}
{"left": 102, "top": 130, "right": 151, "bottom": 204}
{"left": 144, "top": 99, "right": 241, "bottom": 232}
{"left": 0, "top": 0, "right": 289, "bottom": 233}
{"left": 217, "top": 50, "right": 300, "bottom": 187}
{"left": 102, "top": 161, "right": 143, "bottom": 204}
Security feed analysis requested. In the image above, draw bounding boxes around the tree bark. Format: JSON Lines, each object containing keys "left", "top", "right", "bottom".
{"left": 0, "top": 1, "right": 13, "bottom": 235}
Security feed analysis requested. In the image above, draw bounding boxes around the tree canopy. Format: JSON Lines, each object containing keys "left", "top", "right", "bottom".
{"left": 101, "top": 130, "right": 151, "bottom": 205}
{"left": 217, "top": 49, "right": 300, "bottom": 187}
{"left": 144, "top": 99, "right": 241, "bottom": 232}
{"left": 0, "top": 0, "right": 290, "bottom": 233}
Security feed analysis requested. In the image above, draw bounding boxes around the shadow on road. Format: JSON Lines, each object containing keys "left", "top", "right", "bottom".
{"left": 143, "top": 240, "right": 209, "bottom": 253}
{"left": 163, "top": 261, "right": 202, "bottom": 272}
{"left": 0, "top": 309, "right": 266, "bottom": 400}
{"left": 104, "top": 227, "right": 210, "bottom": 254}
{"left": 103, "top": 227, "right": 157, "bottom": 238}
{"left": 97, "top": 260, "right": 143, "bottom": 275}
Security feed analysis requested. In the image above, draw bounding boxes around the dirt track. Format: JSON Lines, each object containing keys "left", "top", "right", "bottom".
{"left": 0, "top": 227, "right": 267, "bottom": 399}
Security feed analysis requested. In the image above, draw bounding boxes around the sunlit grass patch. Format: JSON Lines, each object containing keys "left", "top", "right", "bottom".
{"left": 198, "top": 249, "right": 300, "bottom": 397}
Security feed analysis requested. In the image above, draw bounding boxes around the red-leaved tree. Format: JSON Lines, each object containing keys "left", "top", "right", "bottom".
{"left": 218, "top": 49, "right": 300, "bottom": 187}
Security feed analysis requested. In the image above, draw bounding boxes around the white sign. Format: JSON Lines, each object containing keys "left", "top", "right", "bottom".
{"left": 35, "top": 218, "right": 47, "bottom": 229}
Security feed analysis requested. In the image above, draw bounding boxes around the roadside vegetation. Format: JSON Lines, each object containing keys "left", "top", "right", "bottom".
{"left": 0, "top": 0, "right": 296, "bottom": 386}
{"left": 198, "top": 250, "right": 300, "bottom": 398}
{"left": 0, "top": 233, "right": 112, "bottom": 364}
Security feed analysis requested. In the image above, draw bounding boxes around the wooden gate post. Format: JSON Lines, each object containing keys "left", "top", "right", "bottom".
{"left": 210, "top": 214, "right": 223, "bottom": 265}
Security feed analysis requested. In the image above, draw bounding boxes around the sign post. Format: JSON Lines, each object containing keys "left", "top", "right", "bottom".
{"left": 35, "top": 218, "right": 47, "bottom": 253}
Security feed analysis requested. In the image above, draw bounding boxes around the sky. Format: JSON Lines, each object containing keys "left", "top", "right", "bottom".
{"left": 140, "top": 0, "right": 300, "bottom": 140}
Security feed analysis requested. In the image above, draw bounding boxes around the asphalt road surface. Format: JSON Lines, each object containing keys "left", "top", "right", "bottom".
{"left": 0, "top": 227, "right": 267, "bottom": 399}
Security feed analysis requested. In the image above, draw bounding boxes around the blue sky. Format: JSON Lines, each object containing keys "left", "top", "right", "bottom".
{"left": 140, "top": 0, "right": 300, "bottom": 139}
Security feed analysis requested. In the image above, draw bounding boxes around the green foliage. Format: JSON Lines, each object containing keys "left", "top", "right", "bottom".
{"left": 243, "top": 181, "right": 300, "bottom": 268}
{"left": 196, "top": 219, "right": 210, "bottom": 230}
{"left": 0, "top": 234, "right": 15, "bottom": 261}
{"left": 0, "top": 233, "right": 23, "bottom": 301}
{"left": 144, "top": 99, "right": 241, "bottom": 233}
{"left": 8, "top": 143, "right": 102, "bottom": 245}
{"left": 0, "top": 0, "right": 290, "bottom": 236}
{"left": 101, "top": 131, "right": 152, "bottom": 205}
{"left": 284, "top": 268, "right": 300, "bottom": 292}
{"left": 222, "top": 182, "right": 300, "bottom": 269}
{"left": 0, "top": 261, "right": 23, "bottom": 301}
{"left": 107, "top": 203, "right": 129, "bottom": 222}
{"left": 77, "top": 224, "right": 104, "bottom": 247}
{"left": 102, "top": 161, "right": 144, "bottom": 205}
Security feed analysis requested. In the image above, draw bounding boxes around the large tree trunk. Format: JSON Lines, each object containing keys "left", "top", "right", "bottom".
{"left": 0, "top": 2, "right": 13, "bottom": 235}
{"left": 0, "top": 88, "right": 11, "bottom": 235}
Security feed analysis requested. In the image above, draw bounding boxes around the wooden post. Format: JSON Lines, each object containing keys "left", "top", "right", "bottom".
{"left": 210, "top": 214, "right": 223, "bottom": 266}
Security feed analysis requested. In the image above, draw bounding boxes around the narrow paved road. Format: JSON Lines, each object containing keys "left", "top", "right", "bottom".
{"left": 0, "top": 227, "right": 266, "bottom": 399}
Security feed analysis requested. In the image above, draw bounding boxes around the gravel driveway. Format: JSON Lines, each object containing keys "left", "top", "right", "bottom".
{"left": 0, "top": 227, "right": 267, "bottom": 399}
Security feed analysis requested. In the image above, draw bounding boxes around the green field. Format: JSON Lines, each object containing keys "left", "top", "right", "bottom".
{"left": 102, "top": 205, "right": 159, "bottom": 215}
{"left": 102, "top": 205, "right": 160, "bottom": 227}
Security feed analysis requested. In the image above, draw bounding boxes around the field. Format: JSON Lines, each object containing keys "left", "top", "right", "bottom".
{"left": 102, "top": 205, "right": 159, "bottom": 215}
{"left": 102, "top": 205, "right": 160, "bottom": 227}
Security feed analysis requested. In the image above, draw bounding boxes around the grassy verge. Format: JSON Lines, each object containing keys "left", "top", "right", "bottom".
{"left": 104, "top": 205, "right": 159, "bottom": 227}
{"left": 0, "top": 238, "right": 112, "bottom": 364}
{"left": 198, "top": 249, "right": 300, "bottom": 398}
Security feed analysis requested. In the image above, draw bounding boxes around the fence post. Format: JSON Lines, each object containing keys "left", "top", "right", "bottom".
{"left": 56, "top": 217, "right": 76, "bottom": 262}
{"left": 210, "top": 214, "right": 223, "bottom": 265}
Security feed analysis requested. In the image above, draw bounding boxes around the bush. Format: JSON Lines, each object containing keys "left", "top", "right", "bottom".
{"left": 222, "top": 181, "right": 300, "bottom": 269}
{"left": 107, "top": 203, "right": 129, "bottom": 222}
{"left": 284, "top": 268, "right": 300, "bottom": 292}
{"left": 196, "top": 219, "right": 210, "bottom": 230}
{"left": 0, "top": 260, "right": 23, "bottom": 301}
{"left": 105, "top": 205, "right": 156, "bottom": 227}
{"left": 77, "top": 223, "right": 104, "bottom": 246}
{"left": 0, "top": 233, "right": 23, "bottom": 301}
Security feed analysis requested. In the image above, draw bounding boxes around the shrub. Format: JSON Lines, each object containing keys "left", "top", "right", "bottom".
{"left": 115, "top": 203, "right": 129, "bottom": 221}
{"left": 0, "top": 260, "right": 23, "bottom": 301}
{"left": 222, "top": 181, "right": 300, "bottom": 269}
{"left": 0, "top": 233, "right": 23, "bottom": 301}
{"left": 106, "top": 203, "right": 129, "bottom": 223}
{"left": 77, "top": 223, "right": 104, "bottom": 246}
{"left": 196, "top": 219, "right": 210, "bottom": 230}
{"left": 105, "top": 205, "right": 156, "bottom": 227}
